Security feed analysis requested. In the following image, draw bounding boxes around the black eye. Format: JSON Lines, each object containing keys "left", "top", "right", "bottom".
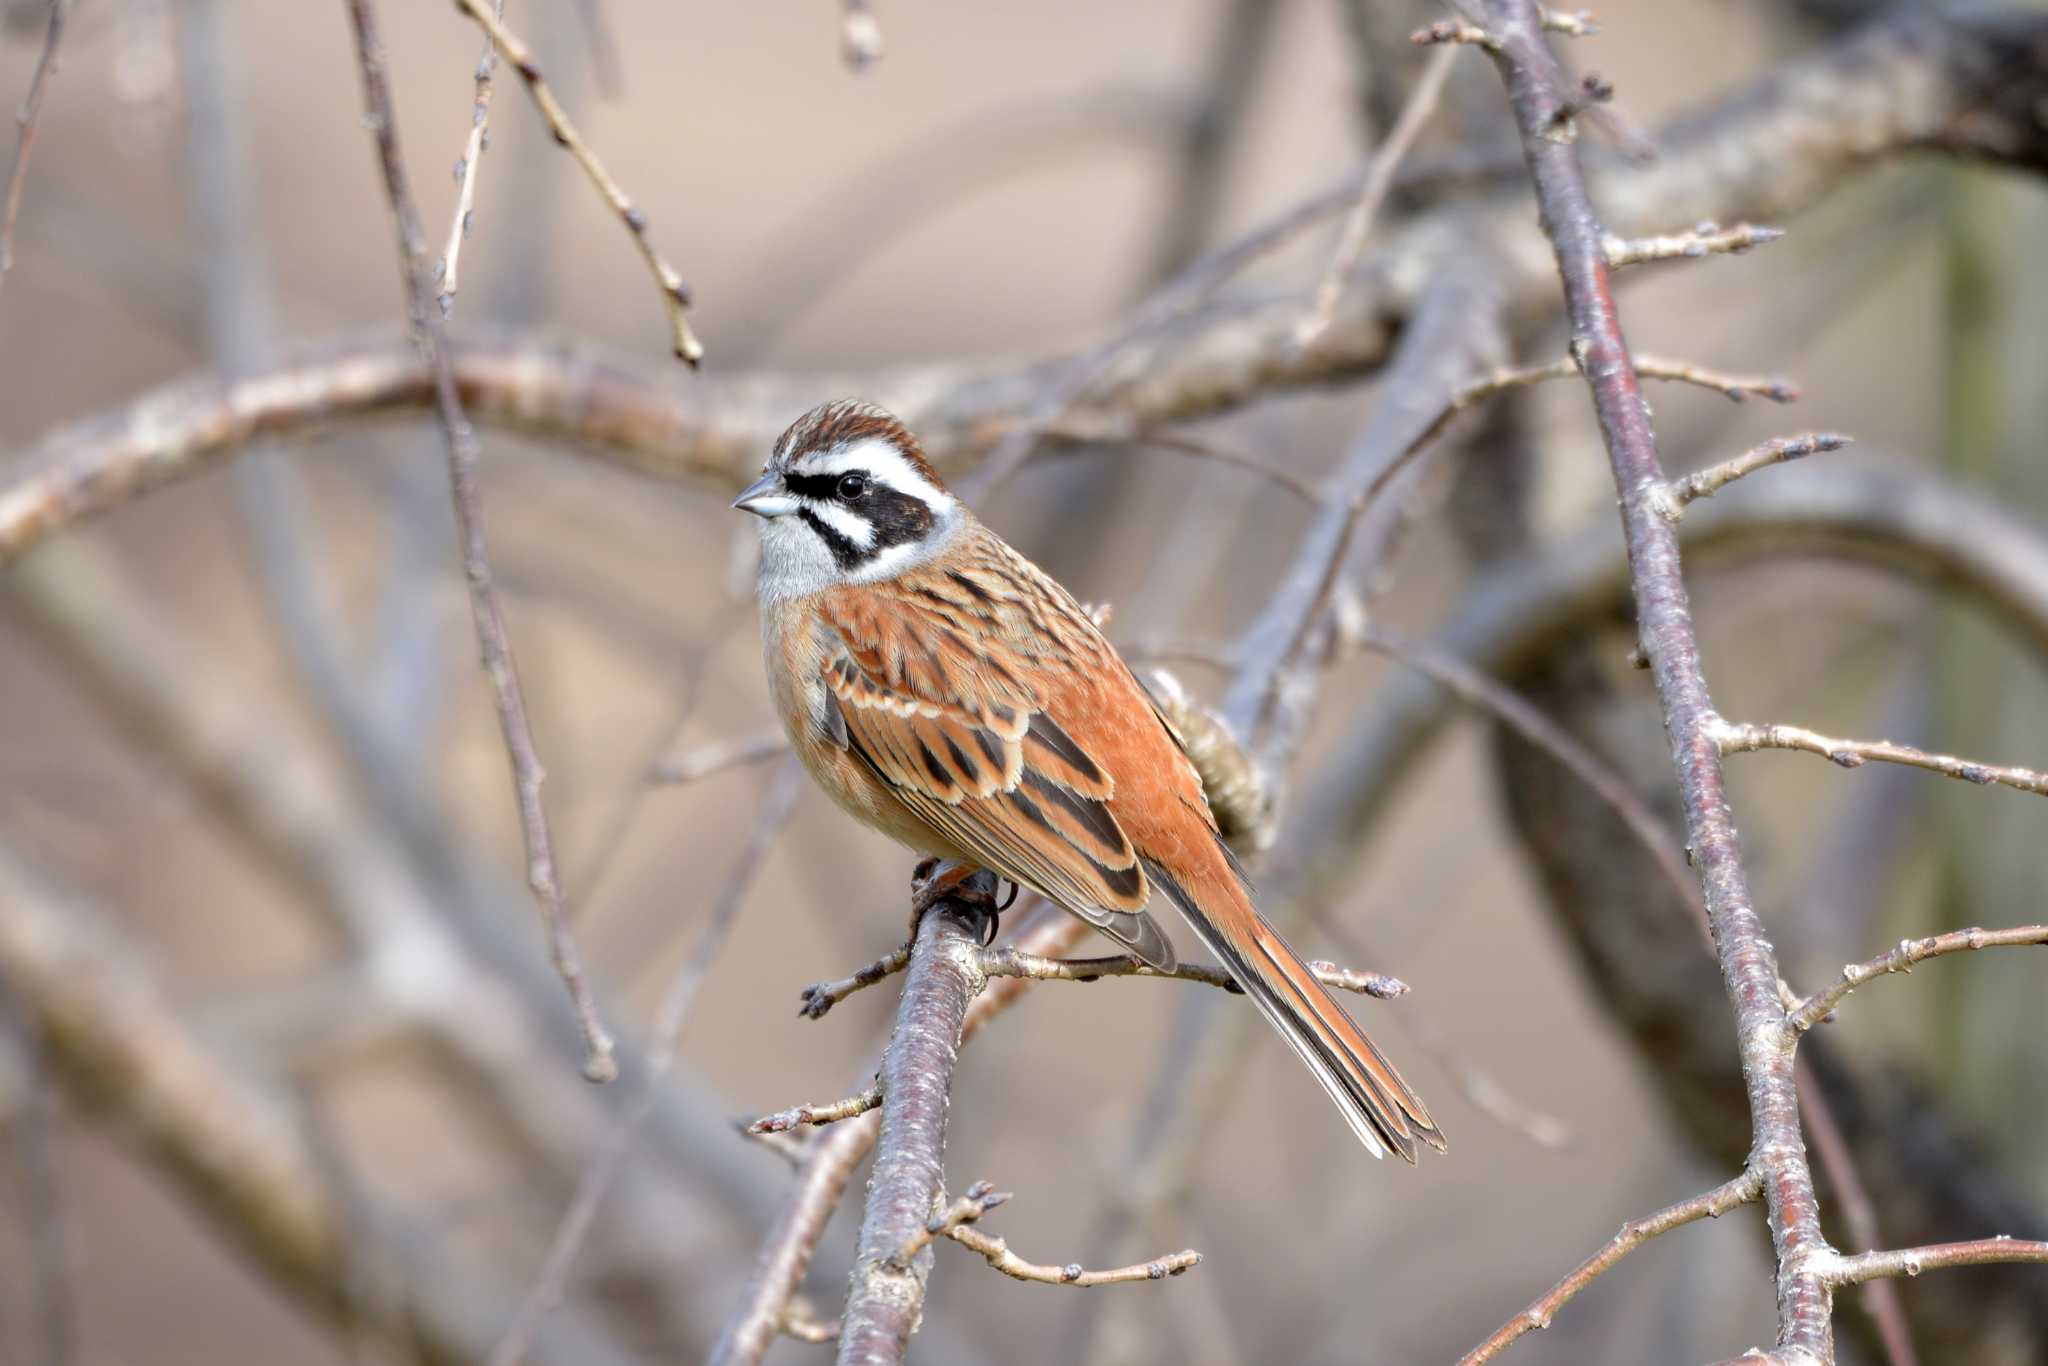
{"left": 836, "top": 473, "right": 869, "bottom": 501}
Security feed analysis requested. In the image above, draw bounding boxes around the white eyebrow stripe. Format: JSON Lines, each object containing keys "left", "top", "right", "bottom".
{"left": 800, "top": 438, "right": 955, "bottom": 515}
{"left": 805, "top": 499, "right": 875, "bottom": 548}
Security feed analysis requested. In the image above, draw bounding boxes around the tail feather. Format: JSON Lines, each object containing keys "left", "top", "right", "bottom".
{"left": 1142, "top": 857, "right": 1443, "bottom": 1162}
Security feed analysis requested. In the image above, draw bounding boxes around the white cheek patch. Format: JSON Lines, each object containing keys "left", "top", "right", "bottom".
{"left": 805, "top": 499, "right": 875, "bottom": 548}
{"left": 795, "top": 438, "right": 956, "bottom": 517}
{"left": 848, "top": 538, "right": 926, "bottom": 583}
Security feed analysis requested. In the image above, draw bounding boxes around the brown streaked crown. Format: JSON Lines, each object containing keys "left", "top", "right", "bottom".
{"left": 773, "top": 399, "right": 947, "bottom": 488}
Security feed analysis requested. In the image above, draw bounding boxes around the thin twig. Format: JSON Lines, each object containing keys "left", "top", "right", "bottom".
{"left": 438, "top": 0, "right": 503, "bottom": 318}
{"left": 1295, "top": 44, "right": 1459, "bottom": 350}
{"left": 782, "top": 1298, "right": 840, "bottom": 1344}
{"left": 1459, "top": 1169, "right": 1763, "bottom": 1363}
{"left": 0, "top": 0, "right": 70, "bottom": 296}
{"left": 1603, "top": 220, "right": 1783, "bottom": 268}
{"left": 1634, "top": 355, "right": 1798, "bottom": 403}
{"left": 450, "top": 0, "right": 702, "bottom": 363}
{"left": 1825, "top": 1239, "right": 2048, "bottom": 1286}
{"left": 901, "top": 1181, "right": 1200, "bottom": 1287}
{"left": 1712, "top": 719, "right": 2048, "bottom": 797}
{"left": 747, "top": 1080, "right": 883, "bottom": 1136}
{"left": 797, "top": 939, "right": 912, "bottom": 1019}
{"left": 648, "top": 728, "right": 787, "bottom": 786}
{"left": 1353, "top": 628, "right": 1701, "bottom": 919}
{"left": 344, "top": 0, "right": 616, "bottom": 1081}
{"left": 1669, "top": 433, "right": 1851, "bottom": 506}
{"left": 488, "top": 762, "right": 804, "bottom": 1366}
{"left": 1788, "top": 926, "right": 2048, "bottom": 1033}
{"left": 979, "top": 947, "right": 1409, "bottom": 999}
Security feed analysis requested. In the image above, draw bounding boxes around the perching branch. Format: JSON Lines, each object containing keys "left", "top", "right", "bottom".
{"left": 834, "top": 877, "right": 996, "bottom": 1365}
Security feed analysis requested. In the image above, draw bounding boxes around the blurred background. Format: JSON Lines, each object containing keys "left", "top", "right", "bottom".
{"left": 0, "top": 1, "right": 2044, "bottom": 1363}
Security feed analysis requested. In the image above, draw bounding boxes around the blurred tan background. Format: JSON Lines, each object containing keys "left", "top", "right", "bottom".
{"left": 0, "top": 1, "right": 2043, "bottom": 1363}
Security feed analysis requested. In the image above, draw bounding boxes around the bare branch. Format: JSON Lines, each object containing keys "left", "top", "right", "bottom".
{"left": 0, "top": 0, "right": 68, "bottom": 296}
{"left": 344, "top": 0, "right": 615, "bottom": 1082}
{"left": 1789, "top": 926, "right": 2048, "bottom": 1033}
{"left": 797, "top": 940, "right": 913, "bottom": 1020}
{"left": 438, "top": 0, "right": 503, "bottom": 317}
{"left": 711, "top": 910, "right": 1095, "bottom": 1365}
{"left": 1713, "top": 719, "right": 2048, "bottom": 797}
{"left": 1412, "top": 17, "right": 1501, "bottom": 52}
{"left": 1633, "top": 355, "right": 1800, "bottom": 403}
{"left": 1475, "top": 1, "right": 1835, "bottom": 1353}
{"left": 489, "top": 764, "right": 804, "bottom": 1366}
{"left": 451, "top": 0, "right": 702, "bottom": 363}
{"left": 1603, "top": 220, "right": 1783, "bottom": 268}
{"left": 1670, "top": 433, "right": 1851, "bottom": 506}
{"left": 648, "top": 728, "right": 788, "bottom": 785}
{"left": 1826, "top": 1239, "right": 2048, "bottom": 1286}
{"left": 978, "top": 947, "right": 1409, "bottom": 1000}
{"left": 747, "top": 1080, "right": 884, "bottom": 1136}
{"left": 1459, "top": 1169, "right": 1763, "bottom": 1364}
{"left": 835, "top": 879, "right": 996, "bottom": 1364}
{"left": 1295, "top": 44, "right": 1460, "bottom": 350}
{"left": 903, "top": 1181, "right": 1201, "bottom": 1288}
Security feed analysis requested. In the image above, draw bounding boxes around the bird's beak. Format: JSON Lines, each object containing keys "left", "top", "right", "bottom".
{"left": 732, "top": 472, "right": 798, "bottom": 519}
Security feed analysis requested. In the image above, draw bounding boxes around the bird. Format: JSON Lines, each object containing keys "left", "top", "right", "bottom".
{"left": 733, "top": 399, "right": 1444, "bottom": 1162}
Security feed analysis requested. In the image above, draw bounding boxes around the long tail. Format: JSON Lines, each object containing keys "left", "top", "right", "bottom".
{"left": 1143, "top": 852, "right": 1444, "bottom": 1162}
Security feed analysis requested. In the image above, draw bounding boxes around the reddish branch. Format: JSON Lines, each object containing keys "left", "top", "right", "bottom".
{"left": 1476, "top": 0, "right": 1834, "bottom": 1353}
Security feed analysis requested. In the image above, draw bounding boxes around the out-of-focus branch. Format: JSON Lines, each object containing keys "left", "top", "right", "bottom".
{"left": 11, "top": 5, "right": 2048, "bottom": 559}
{"left": 1712, "top": 720, "right": 2048, "bottom": 797}
{"left": 488, "top": 764, "right": 805, "bottom": 1366}
{"left": 0, "top": 0, "right": 69, "bottom": 296}
{"left": 451, "top": 0, "right": 701, "bottom": 362}
{"left": 1295, "top": 43, "right": 1460, "bottom": 350}
{"left": 0, "top": 839, "right": 636, "bottom": 1366}
{"left": 344, "top": 0, "right": 615, "bottom": 1081}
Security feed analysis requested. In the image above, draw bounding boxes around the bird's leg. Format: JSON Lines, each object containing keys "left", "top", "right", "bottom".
{"left": 908, "top": 859, "right": 1001, "bottom": 942}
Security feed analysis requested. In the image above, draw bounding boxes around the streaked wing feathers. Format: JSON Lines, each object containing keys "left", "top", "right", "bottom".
{"left": 818, "top": 571, "right": 1172, "bottom": 964}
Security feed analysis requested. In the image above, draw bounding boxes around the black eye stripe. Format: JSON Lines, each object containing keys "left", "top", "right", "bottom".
{"left": 782, "top": 467, "right": 936, "bottom": 574}
{"left": 784, "top": 471, "right": 855, "bottom": 501}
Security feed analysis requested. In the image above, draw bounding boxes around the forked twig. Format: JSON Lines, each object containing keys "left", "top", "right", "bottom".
{"left": 894, "top": 1181, "right": 1201, "bottom": 1288}
{"left": 450, "top": 0, "right": 703, "bottom": 363}
{"left": 343, "top": 0, "right": 615, "bottom": 1083}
